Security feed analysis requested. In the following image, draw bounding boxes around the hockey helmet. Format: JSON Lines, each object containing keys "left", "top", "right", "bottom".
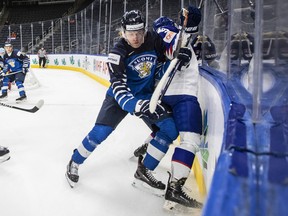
{"left": 153, "top": 16, "right": 176, "bottom": 32}
{"left": 121, "top": 10, "right": 145, "bottom": 31}
{"left": 4, "top": 42, "right": 13, "bottom": 47}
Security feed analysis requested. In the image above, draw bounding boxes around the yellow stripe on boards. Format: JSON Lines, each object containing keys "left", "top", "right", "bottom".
{"left": 31, "top": 64, "right": 110, "bottom": 87}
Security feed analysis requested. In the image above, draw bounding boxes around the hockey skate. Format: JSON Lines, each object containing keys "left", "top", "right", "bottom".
{"left": 16, "top": 95, "right": 27, "bottom": 103}
{"left": 133, "top": 143, "right": 148, "bottom": 157}
{"left": 132, "top": 155, "right": 166, "bottom": 197}
{"left": 129, "top": 143, "right": 148, "bottom": 161}
{"left": 0, "top": 146, "right": 10, "bottom": 163}
{"left": 163, "top": 172, "right": 203, "bottom": 213}
{"left": 65, "top": 159, "right": 79, "bottom": 188}
{"left": 0, "top": 92, "right": 8, "bottom": 101}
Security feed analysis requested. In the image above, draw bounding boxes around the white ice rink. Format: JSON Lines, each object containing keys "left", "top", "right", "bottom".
{"left": 0, "top": 68, "right": 203, "bottom": 216}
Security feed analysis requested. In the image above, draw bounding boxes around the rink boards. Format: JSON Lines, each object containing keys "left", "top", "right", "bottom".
{"left": 29, "top": 53, "right": 288, "bottom": 216}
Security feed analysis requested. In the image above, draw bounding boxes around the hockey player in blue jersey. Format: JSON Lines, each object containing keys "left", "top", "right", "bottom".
{"left": 0, "top": 47, "right": 5, "bottom": 90}
{"left": 0, "top": 146, "right": 10, "bottom": 163}
{"left": 0, "top": 43, "right": 30, "bottom": 102}
{"left": 65, "top": 10, "right": 189, "bottom": 190}
{"left": 133, "top": 8, "right": 204, "bottom": 209}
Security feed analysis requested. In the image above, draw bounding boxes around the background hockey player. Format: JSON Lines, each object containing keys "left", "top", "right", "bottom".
{"left": 0, "top": 146, "right": 10, "bottom": 163}
{"left": 134, "top": 6, "right": 203, "bottom": 210}
{"left": 0, "top": 47, "right": 5, "bottom": 90}
{"left": 65, "top": 10, "right": 185, "bottom": 193}
{"left": 0, "top": 43, "right": 30, "bottom": 102}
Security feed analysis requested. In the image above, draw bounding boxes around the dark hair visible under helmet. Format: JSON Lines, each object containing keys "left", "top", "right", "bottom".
{"left": 121, "top": 10, "right": 145, "bottom": 31}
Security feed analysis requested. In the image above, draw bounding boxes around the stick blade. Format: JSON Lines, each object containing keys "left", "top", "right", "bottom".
{"left": 36, "top": 99, "right": 44, "bottom": 109}
{"left": 29, "top": 99, "right": 44, "bottom": 113}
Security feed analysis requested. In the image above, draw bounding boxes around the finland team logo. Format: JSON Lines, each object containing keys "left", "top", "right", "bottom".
{"left": 128, "top": 54, "right": 156, "bottom": 78}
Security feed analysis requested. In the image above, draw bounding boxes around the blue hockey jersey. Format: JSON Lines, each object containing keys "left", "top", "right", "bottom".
{"left": 106, "top": 31, "right": 166, "bottom": 114}
{"left": 3, "top": 49, "right": 30, "bottom": 73}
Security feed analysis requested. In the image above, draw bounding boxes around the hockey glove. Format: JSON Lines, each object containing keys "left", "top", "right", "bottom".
{"left": 0, "top": 70, "right": 7, "bottom": 79}
{"left": 134, "top": 100, "right": 150, "bottom": 118}
{"left": 152, "top": 102, "right": 168, "bottom": 120}
{"left": 191, "top": 35, "right": 202, "bottom": 60}
{"left": 180, "top": 5, "right": 202, "bottom": 33}
{"left": 177, "top": 47, "right": 192, "bottom": 70}
{"left": 191, "top": 35, "right": 217, "bottom": 61}
{"left": 134, "top": 100, "right": 167, "bottom": 120}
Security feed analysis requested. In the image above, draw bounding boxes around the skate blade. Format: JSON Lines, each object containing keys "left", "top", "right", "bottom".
{"left": 163, "top": 200, "right": 202, "bottom": 215}
{"left": 0, "top": 98, "right": 8, "bottom": 102}
{"left": 0, "top": 155, "right": 10, "bottom": 163}
{"left": 129, "top": 153, "right": 146, "bottom": 161}
{"left": 15, "top": 98, "right": 27, "bottom": 104}
{"left": 132, "top": 178, "right": 165, "bottom": 197}
{"left": 65, "top": 173, "right": 76, "bottom": 188}
{"left": 129, "top": 155, "right": 138, "bottom": 162}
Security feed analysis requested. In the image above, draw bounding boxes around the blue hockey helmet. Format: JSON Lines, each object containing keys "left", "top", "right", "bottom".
{"left": 121, "top": 10, "right": 145, "bottom": 31}
{"left": 153, "top": 16, "right": 176, "bottom": 32}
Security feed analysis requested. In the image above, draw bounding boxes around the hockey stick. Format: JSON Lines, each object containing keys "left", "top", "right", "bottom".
{"left": 151, "top": 60, "right": 182, "bottom": 109}
{"left": 149, "top": 9, "right": 189, "bottom": 113}
{"left": 0, "top": 71, "right": 23, "bottom": 79}
{"left": 198, "top": 0, "right": 204, "bottom": 10}
{"left": 213, "top": 0, "right": 224, "bottom": 13}
{"left": 0, "top": 99, "right": 44, "bottom": 113}
{"left": 2, "top": 70, "right": 23, "bottom": 77}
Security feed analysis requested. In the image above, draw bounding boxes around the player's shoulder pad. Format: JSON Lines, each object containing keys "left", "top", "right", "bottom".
{"left": 107, "top": 39, "right": 128, "bottom": 65}
{"left": 16, "top": 50, "right": 23, "bottom": 57}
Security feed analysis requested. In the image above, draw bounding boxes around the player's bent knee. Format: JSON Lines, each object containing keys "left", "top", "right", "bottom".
{"left": 84, "top": 124, "right": 114, "bottom": 147}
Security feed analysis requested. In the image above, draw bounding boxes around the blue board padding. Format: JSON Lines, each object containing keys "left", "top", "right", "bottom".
{"left": 200, "top": 63, "right": 288, "bottom": 216}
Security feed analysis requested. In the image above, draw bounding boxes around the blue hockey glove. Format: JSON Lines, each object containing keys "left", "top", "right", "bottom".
{"left": 177, "top": 47, "right": 192, "bottom": 70}
{"left": 180, "top": 5, "right": 201, "bottom": 33}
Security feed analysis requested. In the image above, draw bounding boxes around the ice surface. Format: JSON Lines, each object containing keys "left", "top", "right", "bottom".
{"left": 0, "top": 69, "right": 203, "bottom": 216}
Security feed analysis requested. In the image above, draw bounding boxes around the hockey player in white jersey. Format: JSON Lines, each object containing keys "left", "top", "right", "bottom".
{"left": 134, "top": 7, "right": 203, "bottom": 210}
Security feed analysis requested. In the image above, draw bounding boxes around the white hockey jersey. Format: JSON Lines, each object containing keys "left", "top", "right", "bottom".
{"left": 156, "top": 25, "right": 200, "bottom": 97}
